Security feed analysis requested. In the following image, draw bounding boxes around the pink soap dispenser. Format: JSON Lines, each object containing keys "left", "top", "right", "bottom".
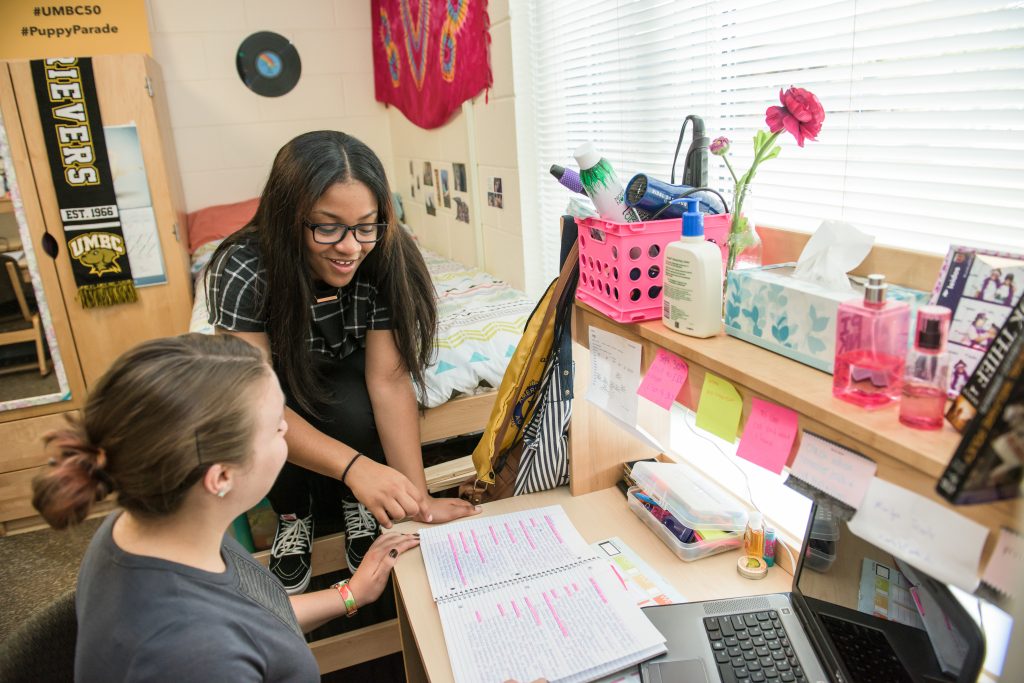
{"left": 832, "top": 274, "right": 910, "bottom": 408}
{"left": 899, "top": 306, "right": 952, "bottom": 430}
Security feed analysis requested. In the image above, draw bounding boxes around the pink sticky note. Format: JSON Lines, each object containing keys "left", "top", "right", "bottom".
{"left": 736, "top": 397, "right": 799, "bottom": 474}
{"left": 637, "top": 349, "right": 689, "bottom": 410}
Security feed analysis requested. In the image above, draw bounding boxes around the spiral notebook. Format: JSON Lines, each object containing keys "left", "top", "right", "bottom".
{"left": 419, "top": 505, "right": 667, "bottom": 683}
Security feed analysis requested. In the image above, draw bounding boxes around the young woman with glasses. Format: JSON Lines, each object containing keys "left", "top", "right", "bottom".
{"left": 205, "top": 131, "right": 478, "bottom": 595}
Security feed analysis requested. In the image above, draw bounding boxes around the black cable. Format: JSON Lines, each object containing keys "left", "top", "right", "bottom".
{"left": 648, "top": 188, "right": 731, "bottom": 220}
{"left": 670, "top": 117, "right": 692, "bottom": 185}
{"left": 671, "top": 114, "right": 709, "bottom": 186}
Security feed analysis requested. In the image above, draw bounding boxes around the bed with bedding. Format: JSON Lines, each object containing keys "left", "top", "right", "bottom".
{"left": 190, "top": 237, "right": 532, "bottom": 412}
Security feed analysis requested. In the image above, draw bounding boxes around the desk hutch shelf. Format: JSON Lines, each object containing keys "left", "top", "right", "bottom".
{"left": 569, "top": 294, "right": 1018, "bottom": 565}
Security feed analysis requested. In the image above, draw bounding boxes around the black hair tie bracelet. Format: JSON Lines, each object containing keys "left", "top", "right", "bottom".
{"left": 341, "top": 452, "right": 364, "bottom": 486}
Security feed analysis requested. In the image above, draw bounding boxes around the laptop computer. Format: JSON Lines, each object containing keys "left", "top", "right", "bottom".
{"left": 638, "top": 503, "right": 986, "bottom": 683}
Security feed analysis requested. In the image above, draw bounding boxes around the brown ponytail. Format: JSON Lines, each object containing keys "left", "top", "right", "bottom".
{"left": 31, "top": 333, "right": 269, "bottom": 527}
{"left": 32, "top": 425, "right": 114, "bottom": 529}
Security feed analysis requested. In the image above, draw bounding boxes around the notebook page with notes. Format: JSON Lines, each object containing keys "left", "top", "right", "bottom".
{"left": 418, "top": 506, "right": 667, "bottom": 683}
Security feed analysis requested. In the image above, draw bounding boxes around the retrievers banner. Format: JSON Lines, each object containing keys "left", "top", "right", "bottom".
{"left": 31, "top": 56, "right": 137, "bottom": 308}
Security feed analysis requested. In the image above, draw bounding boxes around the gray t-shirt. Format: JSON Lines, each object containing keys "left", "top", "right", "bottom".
{"left": 75, "top": 512, "right": 319, "bottom": 683}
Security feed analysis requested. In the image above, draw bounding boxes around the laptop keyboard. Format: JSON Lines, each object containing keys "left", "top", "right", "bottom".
{"left": 704, "top": 610, "right": 805, "bottom": 683}
{"left": 819, "top": 613, "right": 912, "bottom": 683}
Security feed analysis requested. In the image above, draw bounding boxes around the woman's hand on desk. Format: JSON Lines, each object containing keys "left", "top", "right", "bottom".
{"left": 347, "top": 532, "right": 421, "bottom": 605}
{"left": 346, "top": 458, "right": 428, "bottom": 527}
{"left": 412, "top": 496, "right": 481, "bottom": 525}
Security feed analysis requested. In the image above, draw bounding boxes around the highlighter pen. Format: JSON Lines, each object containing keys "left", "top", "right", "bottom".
{"left": 764, "top": 528, "right": 776, "bottom": 567}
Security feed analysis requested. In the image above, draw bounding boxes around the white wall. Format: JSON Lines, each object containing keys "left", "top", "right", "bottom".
{"left": 386, "top": 0, "right": 526, "bottom": 291}
{"left": 146, "top": 0, "right": 395, "bottom": 213}
{"left": 146, "top": 0, "right": 528, "bottom": 291}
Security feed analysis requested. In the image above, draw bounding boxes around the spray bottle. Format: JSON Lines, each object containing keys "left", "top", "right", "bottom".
{"left": 662, "top": 198, "right": 722, "bottom": 338}
{"left": 573, "top": 142, "right": 640, "bottom": 223}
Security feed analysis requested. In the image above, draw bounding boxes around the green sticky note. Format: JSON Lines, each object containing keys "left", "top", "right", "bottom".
{"left": 695, "top": 372, "right": 743, "bottom": 443}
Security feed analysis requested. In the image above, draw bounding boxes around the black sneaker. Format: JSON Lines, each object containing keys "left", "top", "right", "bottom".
{"left": 269, "top": 513, "right": 313, "bottom": 595}
{"left": 342, "top": 497, "right": 380, "bottom": 571}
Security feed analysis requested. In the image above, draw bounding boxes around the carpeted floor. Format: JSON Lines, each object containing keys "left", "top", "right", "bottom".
{"left": 0, "top": 365, "right": 60, "bottom": 403}
{"left": 0, "top": 517, "right": 100, "bottom": 641}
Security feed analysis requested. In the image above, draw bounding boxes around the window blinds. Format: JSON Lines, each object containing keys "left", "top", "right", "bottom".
{"left": 516, "top": 0, "right": 1024, "bottom": 286}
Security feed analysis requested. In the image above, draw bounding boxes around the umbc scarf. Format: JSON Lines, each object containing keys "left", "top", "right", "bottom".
{"left": 372, "top": 0, "right": 493, "bottom": 130}
{"left": 31, "top": 57, "right": 137, "bottom": 308}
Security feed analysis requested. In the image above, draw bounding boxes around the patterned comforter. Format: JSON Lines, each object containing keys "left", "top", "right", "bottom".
{"left": 190, "top": 240, "right": 534, "bottom": 408}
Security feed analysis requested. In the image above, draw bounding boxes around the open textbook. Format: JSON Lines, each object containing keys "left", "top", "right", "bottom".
{"left": 418, "top": 506, "right": 667, "bottom": 683}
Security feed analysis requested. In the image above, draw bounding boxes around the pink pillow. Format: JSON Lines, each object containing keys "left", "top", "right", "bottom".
{"left": 187, "top": 198, "right": 259, "bottom": 253}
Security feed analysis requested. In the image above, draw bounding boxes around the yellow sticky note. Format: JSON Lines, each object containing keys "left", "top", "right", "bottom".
{"left": 695, "top": 372, "right": 743, "bottom": 443}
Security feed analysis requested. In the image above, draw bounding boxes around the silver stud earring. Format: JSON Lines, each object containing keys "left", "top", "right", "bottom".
{"left": 217, "top": 488, "right": 229, "bottom": 498}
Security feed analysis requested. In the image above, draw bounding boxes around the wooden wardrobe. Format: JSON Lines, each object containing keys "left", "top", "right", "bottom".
{"left": 0, "top": 54, "right": 192, "bottom": 534}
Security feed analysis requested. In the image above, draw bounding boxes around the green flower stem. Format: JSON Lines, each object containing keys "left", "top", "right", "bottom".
{"left": 721, "top": 155, "right": 740, "bottom": 186}
{"left": 726, "top": 130, "right": 782, "bottom": 273}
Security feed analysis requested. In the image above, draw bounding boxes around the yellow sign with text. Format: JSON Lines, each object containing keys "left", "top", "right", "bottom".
{"left": 0, "top": 0, "right": 150, "bottom": 61}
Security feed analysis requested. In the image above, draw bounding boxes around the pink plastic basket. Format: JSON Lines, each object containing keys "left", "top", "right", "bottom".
{"left": 575, "top": 214, "right": 731, "bottom": 322}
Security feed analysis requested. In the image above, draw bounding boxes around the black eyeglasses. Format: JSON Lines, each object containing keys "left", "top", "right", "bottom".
{"left": 303, "top": 220, "right": 387, "bottom": 244}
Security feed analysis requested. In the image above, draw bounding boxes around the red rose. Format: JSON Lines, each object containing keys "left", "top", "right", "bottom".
{"left": 765, "top": 87, "right": 825, "bottom": 147}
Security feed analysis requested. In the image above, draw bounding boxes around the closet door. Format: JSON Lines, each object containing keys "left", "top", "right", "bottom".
{"left": 8, "top": 53, "right": 192, "bottom": 388}
{"left": 0, "top": 62, "right": 86, "bottom": 421}
{"left": 0, "top": 63, "right": 91, "bottom": 533}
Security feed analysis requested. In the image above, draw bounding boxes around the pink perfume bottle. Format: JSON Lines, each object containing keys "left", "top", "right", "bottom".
{"left": 832, "top": 274, "right": 910, "bottom": 408}
{"left": 899, "top": 306, "right": 952, "bottom": 429}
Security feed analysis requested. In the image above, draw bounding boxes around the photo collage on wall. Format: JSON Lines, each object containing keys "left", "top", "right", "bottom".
{"left": 408, "top": 159, "right": 472, "bottom": 223}
{"left": 487, "top": 176, "right": 503, "bottom": 209}
{"left": 933, "top": 247, "right": 1024, "bottom": 397}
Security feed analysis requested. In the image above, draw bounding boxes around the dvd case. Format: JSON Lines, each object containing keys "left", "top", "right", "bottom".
{"left": 938, "top": 341, "right": 1024, "bottom": 504}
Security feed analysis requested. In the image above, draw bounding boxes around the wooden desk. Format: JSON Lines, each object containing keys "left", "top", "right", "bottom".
{"left": 391, "top": 486, "right": 794, "bottom": 683}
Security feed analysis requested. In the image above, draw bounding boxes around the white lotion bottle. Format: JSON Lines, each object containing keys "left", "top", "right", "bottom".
{"left": 662, "top": 197, "right": 722, "bottom": 338}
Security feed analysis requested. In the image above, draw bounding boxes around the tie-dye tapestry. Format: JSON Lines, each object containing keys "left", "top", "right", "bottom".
{"left": 372, "top": 0, "right": 492, "bottom": 130}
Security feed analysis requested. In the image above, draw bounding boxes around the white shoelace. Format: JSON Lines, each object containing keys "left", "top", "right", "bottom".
{"left": 342, "top": 499, "right": 378, "bottom": 540}
{"left": 271, "top": 515, "right": 312, "bottom": 557}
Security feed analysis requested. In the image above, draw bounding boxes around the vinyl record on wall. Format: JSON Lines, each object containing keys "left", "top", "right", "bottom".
{"left": 236, "top": 31, "right": 301, "bottom": 97}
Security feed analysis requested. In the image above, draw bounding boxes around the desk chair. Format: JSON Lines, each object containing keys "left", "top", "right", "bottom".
{"left": 0, "top": 588, "right": 77, "bottom": 683}
{"left": 0, "top": 253, "right": 49, "bottom": 377}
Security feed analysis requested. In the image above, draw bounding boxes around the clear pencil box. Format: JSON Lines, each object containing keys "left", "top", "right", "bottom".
{"left": 627, "top": 486, "right": 743, "bottom": 562}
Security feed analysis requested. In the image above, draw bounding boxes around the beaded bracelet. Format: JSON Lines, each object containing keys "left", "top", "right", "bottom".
{"left": 331, "top": 579, "right": 358, "bottom": 617}
{"left": 340, "top": 452, "right": 364, "bottom": 486}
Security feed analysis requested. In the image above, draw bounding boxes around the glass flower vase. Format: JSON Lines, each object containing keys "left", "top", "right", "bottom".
{"left": 726, "top": 186, "right": 763, "bottom": 272}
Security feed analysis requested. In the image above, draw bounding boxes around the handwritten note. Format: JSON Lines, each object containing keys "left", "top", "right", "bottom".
{"left": 436, "top": 563, "right": 665, "bottom": 683}
{"left": 587, "top": 327, "right": 642, "bottom": 428}
{"left": 120, "top": 207, "right": 167, "bottom": 286}
{"left": 694, "top": 373, "right": 743, "bottom": 443}
{"left": 981, "top": 528, "right": 1023, "bottom": 599}
{"left": 736, "top": 398, "right": 798, "bottom": 474}
{"left": 789, "top": 432, "right": 876, "bottom": 509}
{"left": 418, "top": 506, "right": 593, "bottom": 598}
{"left": 637, "top": 349, "right": 688, "bottom": 410}
{"left": 848, "top": 478, "right": 988, "bottom": 592}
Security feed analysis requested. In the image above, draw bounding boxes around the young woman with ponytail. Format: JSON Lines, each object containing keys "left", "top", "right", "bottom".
{"left": 205, "top": 131, "right": 477, "bottom": 593}
{"left": 32, "top": 334, "right": 419, "bottom": 682}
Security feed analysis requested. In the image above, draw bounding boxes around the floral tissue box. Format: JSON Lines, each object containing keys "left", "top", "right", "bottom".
{"left": 724, "top": 264, "right": 929, "bottom": 374}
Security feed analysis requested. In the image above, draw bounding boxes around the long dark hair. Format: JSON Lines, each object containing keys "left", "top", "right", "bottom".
{"left": 208, "top": 131, "right": 436, "bottom": 415}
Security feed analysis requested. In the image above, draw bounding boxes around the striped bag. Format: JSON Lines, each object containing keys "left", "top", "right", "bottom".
{"left": 464, "top": 217, "right": 579, "bottom": 503}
